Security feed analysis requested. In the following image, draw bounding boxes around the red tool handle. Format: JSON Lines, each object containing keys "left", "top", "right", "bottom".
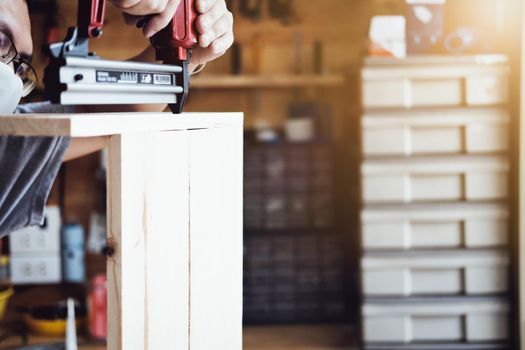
{"left": 151, "top": 0, "right": 198, "bottom": 62}
{"left": 77, "top": 0, "right": 106, "bottom": 39}
{"left": 89, "top": 0, "right": 106, "bottom": 37}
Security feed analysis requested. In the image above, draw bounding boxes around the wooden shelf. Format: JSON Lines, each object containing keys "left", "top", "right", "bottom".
{"left": 244, "top": 325, "right": 358, "bottom": 350}
{"left": 0, "top": 325, "right": 357, "bottom": 350}
{"left": 191, "top": 75, "right": 346, "bottom": 89}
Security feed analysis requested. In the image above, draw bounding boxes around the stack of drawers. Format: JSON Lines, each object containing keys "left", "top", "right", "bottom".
{"left": 359, "top": 56, "right": 511, "bottom": 349}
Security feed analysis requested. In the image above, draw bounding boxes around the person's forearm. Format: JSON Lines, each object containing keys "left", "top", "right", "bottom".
{"left": 63, "top": 137, "right": 109, "bottom": 162}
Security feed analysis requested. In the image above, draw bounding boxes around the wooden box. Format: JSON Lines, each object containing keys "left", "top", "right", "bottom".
{"left": 0, "top": 112, "right": 244, "bottom": 350}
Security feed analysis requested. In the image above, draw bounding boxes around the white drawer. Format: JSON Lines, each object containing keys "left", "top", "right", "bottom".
{"left": 10, "top": 206, "right": 61, "bottom": 253}
{"left": 362, "top": 156, "right": 509, "bottom": 204}
{"left": 362, "top": 203, "right": 508, "bottom": 250}
{"left": 364, "top": 343, "right": 508, "bottom": 349}
{"left": 10, "top": 255, "right": 61, "bottom": 284}
{"left": 466, "top": 75, "right": 509, "bottom": 106}
{"left": 363, "top": 297, "right": 509, "bottom": 343}
{"left": 362, "top": 108, "right": 509, "bottom": 156}
{"left": 362, "top": 250, "right": 508, "bottom": 296}
{"left": 362, "top": 61, "right": 509, "bottom": 108}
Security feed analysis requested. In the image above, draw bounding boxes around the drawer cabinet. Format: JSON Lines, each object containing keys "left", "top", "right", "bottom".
{"left": 363, "top": 298, "right": 509, "bottom": 343}
{"left": 365, "top": 342, "right": 508, "bottom": 349}
{"left": 363, "top": 108, "right": 509, "bottom": 156}
{"left": 362, "top": 156, "right": 509, "bottom": 204}
{"left": 361, "top": 203, "right": 508, "bottom": 250}
{"left": 362, "top": 250, "right": 508, "bottom": 296}
{"left": 359, "top": 56, "right": 510, "bottom": 349}
{"left": 362, "top": 59, "right": 509, "bottom": 108}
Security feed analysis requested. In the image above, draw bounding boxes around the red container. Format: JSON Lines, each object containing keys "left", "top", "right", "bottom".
{"left": 88, "top": 275, "right": 107, "bottom": 340}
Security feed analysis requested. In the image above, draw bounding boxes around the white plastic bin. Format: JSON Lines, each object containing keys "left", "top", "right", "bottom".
{"left": 361, "top": 203, "right": 508, "bottom": 250}
{"left": 362, "top": 297, "right": 509, "bottom": 343}
{"left": 362, "top": 250, "right": 508, "bottom": 296}
{"left": 362, "top": 156, "right": 509, "bottom": 204}
{"left": 362, "top": 108, "right": 509, "bottom": 156}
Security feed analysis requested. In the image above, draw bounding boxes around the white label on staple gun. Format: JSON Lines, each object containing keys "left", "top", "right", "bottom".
{"left": 96, "top": 70, "right": 174, "bottom": 86}
{"left": 154, "top": 74, "right": 173, "bottom": 85}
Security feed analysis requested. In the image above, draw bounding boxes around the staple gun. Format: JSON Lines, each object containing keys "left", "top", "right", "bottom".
{"left": 44, "top": 0, "right": 198, "bottom": 114}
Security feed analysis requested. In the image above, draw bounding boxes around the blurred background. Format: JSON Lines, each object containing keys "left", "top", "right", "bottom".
{"left": 0, "top": 0, "right": 523, "bottom": 349}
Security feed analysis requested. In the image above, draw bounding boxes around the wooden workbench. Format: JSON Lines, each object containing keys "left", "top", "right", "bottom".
{"left": 0, "top": 112, "right": 243, "bottom": 350}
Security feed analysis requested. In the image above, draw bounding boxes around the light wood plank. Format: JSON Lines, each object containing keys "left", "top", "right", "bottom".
{"left": 189, "top": 125, "right": 243, "bottom": 350}
{"left": 108, "top": 133, "right": 148, "bottom": 350}
{"left": 107, "top": 134, "right": 124, "bottom": 350}
{"left": 0, "top": 112, "right": 242, "bottom": 137}
{"left": 106, "top": 131, "right": 191, "bottom": 350}
{"left": 145, "top": 131, "right": 190, "bottom": 350}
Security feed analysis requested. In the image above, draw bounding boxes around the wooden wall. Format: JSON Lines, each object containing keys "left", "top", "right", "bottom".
{"left": 24, "top": 0, "right": 517, "bottom": 323}
{"left": 27, "top": 0, "right": 378, "bottom": 229}
{"left": 25, "top": 0, "right": 378, "bottom": 306}
{"left": 29, "top": 0, "right": 375, "bottom": 127}
{"left": 27, "top": 0, "right": 514, "bottom": 240}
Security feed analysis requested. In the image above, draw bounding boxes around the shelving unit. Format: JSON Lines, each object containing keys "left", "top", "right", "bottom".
{"left": 0, "top": 326, "right": 358, "bottom": 350}
{"left": 359, "top": 56, "right": 511, "bottom": 349}
{"left": 244, "top": 325, "right": 358, "bottom": 350}
{"left": 192, "top": 75, "right": 346, "bottom": 89}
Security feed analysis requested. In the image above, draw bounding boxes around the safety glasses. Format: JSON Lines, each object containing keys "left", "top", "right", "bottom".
{"left": 0, "top": 31, "right": 37, "bottom": 97}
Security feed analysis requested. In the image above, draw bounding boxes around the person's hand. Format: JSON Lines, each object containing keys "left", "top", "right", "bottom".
{"left": 191, "top": 0, "right": 234, "bottom": 67}
{"left": 112, "top": 0, "right": 234, "bottom": 67}
{"left": 111, "top": 0, "right": 180, "bottom": 38}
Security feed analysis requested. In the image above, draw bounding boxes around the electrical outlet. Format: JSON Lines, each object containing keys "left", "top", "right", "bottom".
{"left": 10, "top": 206, "right": 61, "bottom": 253}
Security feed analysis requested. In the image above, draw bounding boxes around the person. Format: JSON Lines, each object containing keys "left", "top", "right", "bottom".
{"left": 0, "top": 0, "right": 234, "bottom": 236}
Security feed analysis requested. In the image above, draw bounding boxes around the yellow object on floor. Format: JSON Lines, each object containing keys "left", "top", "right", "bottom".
{"left": 24, "top": 315, "right": 83, "bottom": 337}
{"left": 0, "top": 286, "right": 14, "bottom": 320}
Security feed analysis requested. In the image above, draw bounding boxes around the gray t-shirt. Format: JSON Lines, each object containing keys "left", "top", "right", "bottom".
{"left": 0, "top": 102, "right": 72, "bottom": 236}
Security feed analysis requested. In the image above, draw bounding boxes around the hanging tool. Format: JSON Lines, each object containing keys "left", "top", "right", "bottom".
{"left": 268, "top": 0, "right": 293, "bottom": 23}
{"left": 44, "top": 0, "right": 198, "bottom": 114}
{"left": 239, "top": 0, "right": 262, "bottom": 21}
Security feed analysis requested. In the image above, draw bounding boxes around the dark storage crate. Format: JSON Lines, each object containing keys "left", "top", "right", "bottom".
{"left": 243, "top": 231, "right": 349, "bottom": 324}
{"left": 244, "top": 141, "right": 335, "bottom": 230}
